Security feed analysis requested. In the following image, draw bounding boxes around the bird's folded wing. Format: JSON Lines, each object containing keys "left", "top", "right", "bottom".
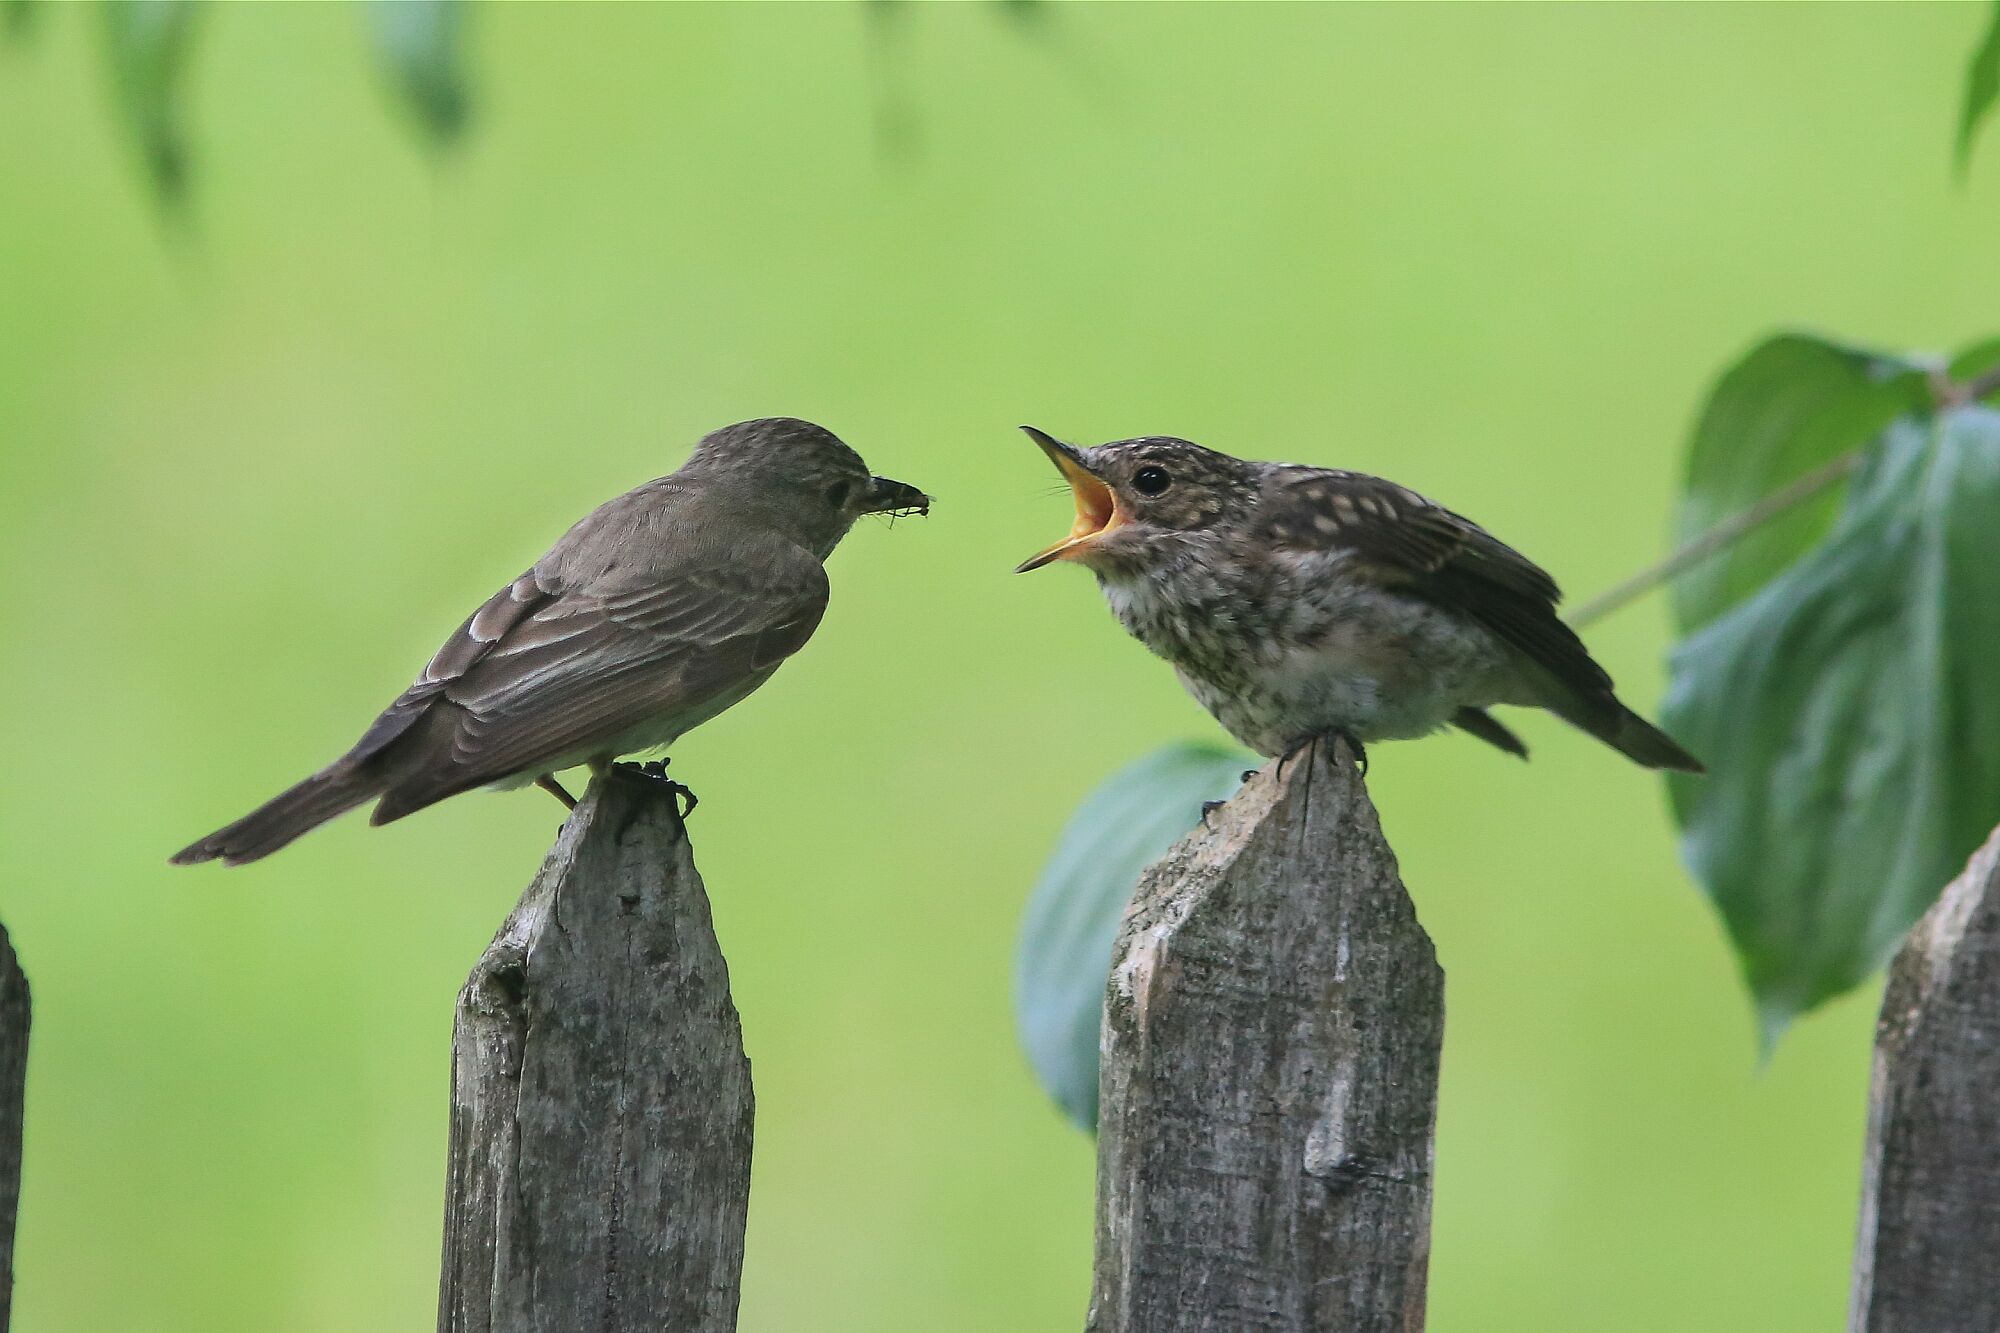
{"left": 1265, "top": 469, "right": 1615, "bottom": 706}
{"left": 440, "top": 560, "right": 829, "bottom": 776}
{"left": 346, "top": 551, "right": 829, "bottom": 786}
{"left": 339, "top": 567, "right": 562, "bottom": 767}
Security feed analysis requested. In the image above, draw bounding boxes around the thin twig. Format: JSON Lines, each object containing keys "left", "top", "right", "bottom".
{"left": 1567, "top": 364, "right": 2000, "bottom": 633}
{"left": 1566, "top": 451, "right": 1861, "bottom": 631}
{"left": 1947, "top": 363, "right": 2000, "bottom": 409}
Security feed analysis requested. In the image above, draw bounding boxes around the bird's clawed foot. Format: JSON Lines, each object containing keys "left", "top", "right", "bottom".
{"left": 1200, "top": 798, "right": 1226, "bottom": 829}
{"left": 619, "top": 759, "right": 699, "bottom": 821}
{"left": 1278, "top": 730, "right": 1369, "bottom": 779}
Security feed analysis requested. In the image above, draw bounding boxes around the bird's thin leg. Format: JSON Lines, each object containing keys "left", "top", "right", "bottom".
{"left": 536, "top": 774, "right": 578, "bottom": 809}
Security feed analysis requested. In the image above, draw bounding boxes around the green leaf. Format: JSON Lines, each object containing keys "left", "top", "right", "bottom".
{"left": 1664, "top": 405, "right": 2000, "bottom": 1046}
{"left": 6, "top": 0, "right": 35, "bottom": 44}
{"left": 102, "top": 0, "right": 200, "bottom": 202}
{"left": 1013, "top": 742, "right": 1252, "bottom": 1130}
{"left": 1958, "top": 0, "right": 2000, "bottom": 176}
{"left": 367, "top": 0, "right": 470, "bottom": 150}
{"left": 996, "top": 0, "right": 1049, "bottom": 31}
{"left": 1671, "top": 334, "right": 1927, "bottom": 636}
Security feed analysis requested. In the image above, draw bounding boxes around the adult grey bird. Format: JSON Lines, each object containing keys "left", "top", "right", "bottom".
{"left": 1016, "top": 427, "right": 1700, "bottom": 774}
{"left": 173, "top": 417, "right": 929, "bottom": 866}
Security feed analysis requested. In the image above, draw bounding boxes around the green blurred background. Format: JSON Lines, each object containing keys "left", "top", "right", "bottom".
{"left": 2, "top": 3, "right": 1996, "bottom": 1330}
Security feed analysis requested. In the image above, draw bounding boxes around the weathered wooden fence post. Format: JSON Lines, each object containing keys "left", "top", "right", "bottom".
{"left": 0, "top": 925, "right": 26, "bottom": 1333}
{"left": 438, "top": 767, "right": 753, "bottom": 1333}
{"left": 1089, "top": 738, "right": 1444, "bottom": 1333}
{"left": 1850, "top": 822, "right": 2000, "bottom": 1333}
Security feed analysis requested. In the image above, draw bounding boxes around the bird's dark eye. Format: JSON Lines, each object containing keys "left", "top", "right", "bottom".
{"left": 825, "top": 480, "right": 852, "bottom": 507}
{"left": 1132, "top": 465, "right": 1172, "bottom": 497}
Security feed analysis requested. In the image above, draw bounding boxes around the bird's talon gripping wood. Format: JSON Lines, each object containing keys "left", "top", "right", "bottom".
{"left": 1015, "top": 426, "right": 1701, "bottom": 777}
{"left": 616, "top": 760, "right": 698, "bottom": 822}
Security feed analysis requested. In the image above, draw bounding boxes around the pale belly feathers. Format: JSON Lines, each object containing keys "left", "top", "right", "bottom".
{"left": 1100, "top": 558, "right": 1526, "bottom": 757}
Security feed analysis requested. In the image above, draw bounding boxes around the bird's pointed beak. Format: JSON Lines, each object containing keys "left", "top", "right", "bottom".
{"left": 1015, "top": 425, "right": 1124, "bottom": 573}
{"left": 863, "top": 475, "right": 930, "bottom": 517}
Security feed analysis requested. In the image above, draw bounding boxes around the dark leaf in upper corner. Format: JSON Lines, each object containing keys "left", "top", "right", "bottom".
{"left": 5, "top": 0, "right": 36, "bottom": 43}
{"left": 102, "top": 0, "right": 200, "bottom": 203}
{"left": 997, "top": 0, "right": 1050, "bottom": 32}
{"left": 367, "top": 0, "right": 471, "bottom": 151}
{"left": 1957, "top": 0, "right": 2000, "bottom": 176}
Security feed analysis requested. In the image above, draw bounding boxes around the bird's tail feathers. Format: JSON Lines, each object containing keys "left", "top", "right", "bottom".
{"left": 1525, "top": 664, "right": 1704, "bottom": 775}
{"left": 1596, "top": 704, "right": 1704, "bottom": 773}
{"left": 369, "top": 773, "right": 479, "bottom": 828}
{"left": 1451, "top": 705, "right": 1529, "bottom": 759}
{"left": 170, "top": 766, "right": 382, "bottom": 867}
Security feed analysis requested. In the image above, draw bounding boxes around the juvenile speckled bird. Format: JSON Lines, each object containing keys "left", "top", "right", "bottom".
{"left": 1016, "top": 427, "right": 1700, "bottom": 774}
{"left": 173, "top": 418, "right": 929, "bottom": 866}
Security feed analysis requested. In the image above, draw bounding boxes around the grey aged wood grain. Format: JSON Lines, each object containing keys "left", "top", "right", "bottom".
{"left": 1851, "top": 822, "right": 2000, "bottom": 1333}
{"left": 438, "top": 768, "right": 752, "bottom": 1333}
{"left": 0, "top": 924, "right": 25, "bottom": 1333}
{"left": 1089, "top": 738, "right": 1443, "bottom": 1333}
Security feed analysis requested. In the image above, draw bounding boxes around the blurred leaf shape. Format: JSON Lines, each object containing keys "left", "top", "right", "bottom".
{"left": 6, "top": 0, "right": 34, "bottom": 43}
{"left": 863, "top": 0, "right": 1057, "bottom": 162}
{"left": 1959, "top": 0, "right": 2000, "bottom": 175}
{"left": 367, "top": 0, "right": 470, "bottom": 150}
{"left": 1665, "top": 358, "right": 2000, "bottom": 1048}
{"left": 997, "top": 0, "right": 1049, "bottom": 32}
{"left": 863, "top": 0, "right": 922, "bottom": 163}
{"left": 1013, "top": 741, "right": 1250, "bottom": 1130}
{"left": 1671, "top": 334, "right": 1928, "bottom": 636}
{"left": 102, "top": 0, "right": 199, "bottom": 202}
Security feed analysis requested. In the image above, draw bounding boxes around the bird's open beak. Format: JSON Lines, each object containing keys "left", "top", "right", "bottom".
{"left": 864, "top": 476, "right": 931, "bottom": 517}
{"left": 1015, "top": 426, "right": 1123, "bottom": 573}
